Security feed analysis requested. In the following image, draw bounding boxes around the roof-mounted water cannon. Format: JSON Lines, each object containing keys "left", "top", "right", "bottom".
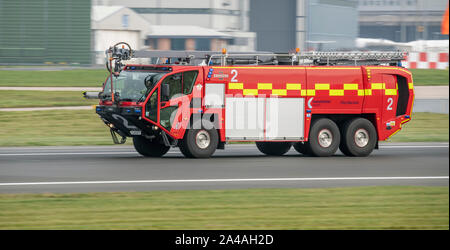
{"left": 105, "top": 42, "right": 134, "bottom": 74}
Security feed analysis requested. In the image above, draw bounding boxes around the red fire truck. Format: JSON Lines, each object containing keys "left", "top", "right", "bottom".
{"left": 85, "top": 43, "right": 414, "bottom": 158}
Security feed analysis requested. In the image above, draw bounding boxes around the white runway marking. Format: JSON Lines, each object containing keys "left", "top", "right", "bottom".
{"left": 0, "top": 176, "right": 447, "bottom": 186}
{"left": 381, "top": 145, "right": 449, "bottom": 148}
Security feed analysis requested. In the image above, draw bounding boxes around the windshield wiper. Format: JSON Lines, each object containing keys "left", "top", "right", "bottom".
{"left": 137, "top": 90, "right": 149, "bottom": 103}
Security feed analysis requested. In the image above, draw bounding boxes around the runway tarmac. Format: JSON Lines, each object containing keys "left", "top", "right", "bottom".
{"left": 0, "top": 143, "right": 448, "bottom": 193}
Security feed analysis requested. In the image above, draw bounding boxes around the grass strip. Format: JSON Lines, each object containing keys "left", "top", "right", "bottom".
{"left": 0, "top": 111, "right": 447, "bottom": 147}
{"left": 410, "top": 69, "right": 449, "bottom": 86}
{"left": 389, "top": 112, "right": 449, "bottom": 142}
{"left": 0, "top": 69, "right": 108, "bottom": 87}
{"left": 0, "top": 186, "right": 447, "bottom": 230}
{"left": 0, "top": 90, "right": 97, "bottom": 108}
{"left": 0, "top": 109, "right": 124, "bottom": 146}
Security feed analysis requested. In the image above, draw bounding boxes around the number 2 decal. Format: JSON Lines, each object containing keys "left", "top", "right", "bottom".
{"left": 231, "top": 69, "right": 238, "bottom": 82}
{"left": 387, "top": 97, "right": 393, "bottom": 110}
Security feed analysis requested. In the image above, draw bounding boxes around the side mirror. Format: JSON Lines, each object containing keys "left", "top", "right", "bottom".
{"left": 161, "top": 83, "right": 170, "bottom": 101}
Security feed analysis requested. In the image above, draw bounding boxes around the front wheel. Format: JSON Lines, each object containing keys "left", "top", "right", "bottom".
{"left": 178, "top": 120, "right": 219, "bottom": 158}
{"left": 133, "top": 136, "right": 170, "bottom": 157}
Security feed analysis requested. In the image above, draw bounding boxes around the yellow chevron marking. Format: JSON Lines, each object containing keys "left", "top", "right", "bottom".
{"left": 315, "top": 83, "right": 330, "bottom": 90}
{"left": 258, "top": 83, "right": 272, "bottom": 89}
{"left": 243, "top": 89, "right": 258, "bottom": 95}
{"left": 272, "top": 89, "right": 287, "bottom": 96}
{"left": 307, "top": 89, "right": 316, "bottom": 96}
{"left": 344, "top": 83, "right": 359, "bottom": 90}
{"left": 286, "top": 83, "right": 302, "bottom": 90}
{"left": 329, "top": 89, "right": 344, "bottom": 96}
{"left": 229, "top": 83, "right": 243, "bottom": 89}
{"left": 231, "top": 82, "right": 386, "bottom": 97}
{"left": 371, "top": 83, "right": 385, "bottom": 90}
{"left": 385, "top": 89, "right": 397, "bottom": 95}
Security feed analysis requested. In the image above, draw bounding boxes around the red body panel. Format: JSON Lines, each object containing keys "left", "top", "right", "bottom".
{"left": 100, "top": 64, "right": 414, "bottom": 142}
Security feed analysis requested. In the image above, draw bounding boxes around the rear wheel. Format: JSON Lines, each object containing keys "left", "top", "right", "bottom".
{"left": 256, "top": 142, "right": 292, "bottom": 156}
{"left": 339, "top": 118, "right": 377, "bottom": 157}
{"left": 133, "top": 136, "right": 170, "bottom": 157}
{"left": 308, "top": 118, "right": 340, "bottom": 157}
{"left": 178, "top": 120, "right": 219, "bottom": 158}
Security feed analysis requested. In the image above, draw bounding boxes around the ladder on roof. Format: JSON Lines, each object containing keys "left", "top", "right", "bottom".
{"left": 105, "top": 42, "right": 408, "bottom": 73}
{"left": 299, "top": 51, "right": 407, "bottom": 66}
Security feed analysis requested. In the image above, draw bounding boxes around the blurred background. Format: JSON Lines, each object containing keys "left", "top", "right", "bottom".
{"left": 0, "top": 1, "right": 448, "bottom": 231}
{"left": 0, "top": 0, "right": 448, "bottom": 66}
{"left": 0, "top": 0, "right": 448, "bottom": 145}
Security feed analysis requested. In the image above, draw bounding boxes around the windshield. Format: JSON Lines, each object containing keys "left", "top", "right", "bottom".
{"left": 103, "top": 71, "right": 167, "bottom": 102}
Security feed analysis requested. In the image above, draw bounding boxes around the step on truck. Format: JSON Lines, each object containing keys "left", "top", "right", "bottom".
{"left": 84, "top": 42, "right": 414, "bottom": 158}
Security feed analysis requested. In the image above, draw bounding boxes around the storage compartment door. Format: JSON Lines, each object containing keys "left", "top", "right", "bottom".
{"left": 265, "top": 98, "right": 304, "bottom": 140}
{"left": 204, "top": 83, "right": 225, "bottom": 108}
{"left": 225, "top": 97, "right": 265, "bottom": 140}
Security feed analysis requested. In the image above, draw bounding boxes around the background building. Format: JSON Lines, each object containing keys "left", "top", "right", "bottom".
{"left": 92, "top": 0, "right": 256, "bottom": 52}
{"left": 92, "top": 6, "right": 151, "bottom": 64}
{"left": 250, "top": 0, "right": 359, "bottom": 52}
{"left": 0, "top": 0, "right": 91, "bottom": 65}
{"left": 358, "top": 0, "right": 449, "bottom": 42}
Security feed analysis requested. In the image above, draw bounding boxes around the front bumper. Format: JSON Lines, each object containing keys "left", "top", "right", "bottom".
{"left": 95, "top": 105, "right": 156, "bottom": 137}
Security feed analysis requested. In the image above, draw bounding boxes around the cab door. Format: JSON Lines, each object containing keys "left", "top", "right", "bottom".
{"left": 159, "top": 73, "right": 182, "bottom": 132}
{"left": 158, "top": 71, "right": 199, "bottom": 137}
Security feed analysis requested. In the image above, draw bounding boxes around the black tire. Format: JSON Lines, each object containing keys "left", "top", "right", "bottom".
{"left": 308, "top": 118, "right": 340, "bottom": 157}
{"left": 178, "top": 120, "right": 219, "bottom": 158}
{"left": 133, "top": 136, "right": 170, "bottom": 157}
{"left": 293, "top": 142, "right": 311, "bottom": 155}
{"left": 339, "top": 118, "right": 377, "bottom": 157}
{"left": 255, "top": 142, "right": 292, "bottom": 156}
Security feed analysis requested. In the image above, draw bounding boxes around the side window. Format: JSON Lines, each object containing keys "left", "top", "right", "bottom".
{"left": 161, "top": 73, "right": 182, "bottom": 101}
{"left": 183, "top": 71, "right": 198, "bottom": 94}
{"left": 146, "top": 90, "right": 158, "bottom": 122}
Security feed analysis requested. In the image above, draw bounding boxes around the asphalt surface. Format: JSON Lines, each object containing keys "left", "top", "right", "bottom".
{"left": 0, "top": 143, "right": 448, "bottom": 193}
